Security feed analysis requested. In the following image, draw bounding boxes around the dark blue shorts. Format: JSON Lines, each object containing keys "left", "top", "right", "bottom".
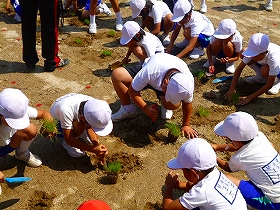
{"left": 197, "top": 33, "right": 211, "bottom": 48}
{"left": 239, "top": 180, "right": 280, "bottom": 210}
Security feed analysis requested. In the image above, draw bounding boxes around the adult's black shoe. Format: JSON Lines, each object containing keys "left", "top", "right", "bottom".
{"left": 44, "top": 59, "right": 70, "bottom": 72}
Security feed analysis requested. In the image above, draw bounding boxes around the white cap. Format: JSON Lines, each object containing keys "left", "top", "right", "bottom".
{"left": 165, "top": 73, "right": 191, "bottom": 104}
{"left": 214, "top": 111, "right": 258, "bottom": 141}
{"left": 84, "top": 99, "right": 113, "bottom": 136}
{"left": 167, "top": 138, "right": 216, "bottom": 170}
{"left": 130, "top": 0, "right": 145, "bottom": 18}
{"left": 172, "top": 0, "right": 192, "bottom": 22}
{"left": 213, "top": 19, "right": 236, "bottom": 39}
{"left": 242, "top": 33, "right": 270, "bottom": 57}
{"left": 0, "top": 88, "right": 30, "bottom": 130}
{"left": 120, "top": 21, "right": 141, "bottom": 45}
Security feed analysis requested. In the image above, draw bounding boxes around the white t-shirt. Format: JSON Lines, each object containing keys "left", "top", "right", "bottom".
{"left": 180, "top": 168, "right": 247, "bottom": 209}
{"left": 181, "top": 11, "right": 214, "bottom": 37}
{"left": 148, "top": 0, "right": 172, "bottom": 24}
{"left": 50, "top": 93, "right": 94, "bottom": 130}
{"left": 229, "top": 131, "right": 280, "bottom": 203}
{"left": 0, "top": 106, "right": 38, "bottom": 146}
{"left": 137, "top": 31, "right": 165, "bottom": 57}
{"left": 131, "top": 53, "right": 194, "bottom": 103}
{"left": 210, "top": 30, "right": 243, "bottom": 53}
{"left": 243, "top": 43, "right": 280, "bottom": 76}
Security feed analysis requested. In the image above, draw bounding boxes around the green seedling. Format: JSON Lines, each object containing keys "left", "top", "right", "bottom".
{"left": 74, "top": 38, "right": 82, "bottom": 44}
{"left": 105, "top": 161, "right": 122, "bottom": 174}
{"left": 197, "top": 71, "right": 205, "bottom": 79}
{"left": 101, "top": 49, "right": 113, "bottom": 57}
{"left": 84, "top": 19, "right": 90, "bottom": 25}
{"left": 108, "top": 29, "right": 116, "bottom": 37}
{"left": 231, "top": 92, "right": 240, "bottom": 105}
{"left": 40, "top": 119, "right": 60, "bottom": 141}
{"left": 165, "top": 122, "right": 181, "bottom": 137}
{"left": 197, "top": 106, "right": 210, "bottom": 117}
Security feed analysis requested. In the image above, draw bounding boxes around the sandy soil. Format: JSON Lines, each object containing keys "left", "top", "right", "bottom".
{"left": 0, "top": 0, "right": 280, "bottom": 209}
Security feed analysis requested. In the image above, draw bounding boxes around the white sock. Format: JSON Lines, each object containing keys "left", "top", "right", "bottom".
{"left": 123, "top": 104, "right": 134, "bottom": 113}
{"left": 115, "top": 12, "right": 122, "bottom": 21}
{"left": 201, "top": 0, "right": 206, "bottom": 6}
{"left": 90, "top": 15, "right": 96, "bottom": 24}
{"left": 16, "top": 139, "right": 34, "bottom": 154}
{"left": 266, "top": 0, "right": 272, "bottom": 5}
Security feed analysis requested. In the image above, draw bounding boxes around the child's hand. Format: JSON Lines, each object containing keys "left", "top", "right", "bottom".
{"left": 224, "top": 89, "right": 236, "bottom": 100}
{"left": 0, "top": 171, "right": 4, "bottom": 183}
{"left": 165, "top": 171, "right": 179, "bottom": 189}
{"left": 93, "top": 144, "right": 108, "bottom": 165}
{"left": 211, "top": 144, "right": 218, "bottom": 152}
{"left": 237, "top": 96, "right": 252, "bottom": 105}
{"left": 122, "top": 57, "right": 131, "bottom": 64}
{"left": 144, "top": 104, "right": 158, "bottom": 122}
{"left": 219, "top": 57, "right": 229, "bottom": 64}
{"left": 5, "top": 5, "right": 11, "bottom": 13}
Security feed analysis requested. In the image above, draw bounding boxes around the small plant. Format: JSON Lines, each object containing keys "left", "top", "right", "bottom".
{"left": 84, "top": 19, "right": 90, "bottom": 25}
{"left": 74, "top": 38, "right": 82, "bottom": 44}
{"left": 105, "top": 161, "right": 122, "bottom": 174}
{"left": 197, "top": 106, "right": 210, "bottom": 117}
{"left": 39, "top": 119, "right": 60, "bottom": 141}
{"left": 108, "top": 29, "right": 116, "bottom": 37}
{"left": 197, "top": 71, "right": 205, "bottom": 79}
{"left": 165, "top": 122, "right": 181, "bottom": 137}
{"left": 101, "top": 49, "right": 113, "bottom": 57}
{"left": 231, "top": 92, "right": 240, "bottom": 105}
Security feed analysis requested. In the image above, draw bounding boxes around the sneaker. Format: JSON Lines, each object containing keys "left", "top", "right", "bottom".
{"left": 97, "top": 3, "right": 112, "bottom": 16}
{"left": 189, "top": 47, "right": 204, "bottom": 59}
{"left": 264, "top": 3, "right": 273, "bottom": 11}
{"left": 205, "top": 68, "right": 215, "bottom": 77}
{"left": 116, "top": 19, "right": 123, "bottom": 31}
{"left": 162, "top": 34, "right": 170, "bottom": 46}
{"left": 267, "top": 78, "right": 280, "bottom": 95}
{"left": 15, "top": 150, "right": 42, "bottom": 167}
{"left": 89, "top": 23, "right": 97, "bottom": 34}
{"left": 161, "top": 105, "right": 173, "bottom": 120}
{"left": 175, "top": 39, "right": 189, "bottom": 48}
{"left": 225, "top": 62, "right": 235, "bottom": 74}
{"left": 14, "top": 13, "right": 21, "bottom": 22}
{"left": 111, "top": 105, "right": 137, "bottom": 122}
{"left": 244, "top": 75, "right": 267, "bottom": 84}
{"left": 200, "top": 4, "right": 207, "bottom": 13}
{"left": 62, "top": 141, "right": 86, "bottom": 158}
{"left": 44, "top": 58, "right": 70, "bottom": 72}
{"left": 264, "top": 4, "right": 273, "bottom": 12}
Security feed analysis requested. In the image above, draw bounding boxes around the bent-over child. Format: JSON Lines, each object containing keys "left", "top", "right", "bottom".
{"left": 163, "top": 138, "right": 247, "bottom": 209}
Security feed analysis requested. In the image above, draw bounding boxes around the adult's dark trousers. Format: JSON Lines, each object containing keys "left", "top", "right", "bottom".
{"left": 19, "top": 0, "right": 61, "bottom": 68}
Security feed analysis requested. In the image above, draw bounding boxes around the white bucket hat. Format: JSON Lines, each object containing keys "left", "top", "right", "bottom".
{"left": 120, "top": 21, "right": 141, "bottom": 45}
{"left": 213, "top": 19, "right": 236, "bottom": 39}
{"left": 0, "top": 88, "right": 30, "bottom": 130}
{"left": 242, "top": 33, "right": 270, "bottom": 57}
{"left": 130, "top": 0, "right": 146, "bottom": 18}
{"left": 84, "top": 99, "right": 113, "bottom": 136}
{"left": 167, "top": 138, "right": 217, "bottom": 170}
{"left": 172, "top": 0, "right": 192, "bottom": 22}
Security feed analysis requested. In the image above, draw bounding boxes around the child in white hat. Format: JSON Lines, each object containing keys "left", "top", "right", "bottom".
{"left": 166, "top": 0, "right": 214, "bottom": 59}
{"left": 130, "top": 0, "right": 175, "bottom": 46}
{"left": 0, "top": 88, "right": 54, "bottom": 167}
{"left": 225, "top": 33, "right": 280, "bottom": 105}
{"left": 164, "top": 138, "right": 247, "bottom": 209}
{"left": 212, "top": 111, "right": 280, "bottom": 209}
{"left": 204, "top": 19, "right": 243, "bottom": 76}
{"left": 50, "top": 93, "right": 113, "bottom": 163}
{"left": 120, "top": 21, "right": 164, "bottom": 65}
{"left": 111, "top": 53, "right": 198, "bottom": 139}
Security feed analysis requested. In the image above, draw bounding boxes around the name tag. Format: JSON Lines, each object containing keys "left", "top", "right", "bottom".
{"left": 214, "top": 172, "right": 238, "bottom": 204}
{"left": 262, "top": 153, "right": 280, "bottom": 184}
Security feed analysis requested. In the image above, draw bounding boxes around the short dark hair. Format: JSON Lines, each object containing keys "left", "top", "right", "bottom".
{"left": 132, "top": 28, "right": 146, "bottom": 42}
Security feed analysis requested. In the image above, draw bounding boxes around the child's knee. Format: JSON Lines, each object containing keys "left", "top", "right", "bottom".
{"left": 260, "top": 65, "right": 269, "bottom": 78}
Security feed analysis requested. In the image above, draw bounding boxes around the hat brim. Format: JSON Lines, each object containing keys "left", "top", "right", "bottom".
{"left": 120, "top": 36, "right": 133, "bottom": 45}
{"left": 131, "top": 9, "right": 141, "bottom": 19}
{"left": 5, "top": 112, "right": 30, "bottom": 130}
{"left": 93, "top": 119, "right": 113, "bottom": 136}
{"left": 213, "top": 33, "right": 232, "bottom": 39}
{"left": 167, "top": 158, "right": 184, "bottom": 169}
{"left": 242, "top": 48, "right": 259, "bottom": 57}
{"left": 172, "top": 15, "right": 184, "bottom": 23}
{"left": 214, "top": 121, "right": 227, "bottom": 137}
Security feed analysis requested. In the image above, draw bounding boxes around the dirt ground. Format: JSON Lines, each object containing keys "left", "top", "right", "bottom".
{"left": 0, "top": 0, "right": 280, "bottom": 209}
